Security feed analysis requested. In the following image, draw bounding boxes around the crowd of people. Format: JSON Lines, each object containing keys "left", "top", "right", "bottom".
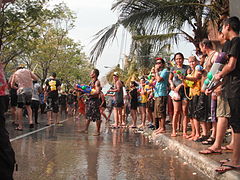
{"left": 1, "top": 16, "right": 240, "bottom": 179}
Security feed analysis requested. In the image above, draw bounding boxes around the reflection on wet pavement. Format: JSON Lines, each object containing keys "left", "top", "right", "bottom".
{"left": 11, "top": 118, "right": 209, "bottom": 180}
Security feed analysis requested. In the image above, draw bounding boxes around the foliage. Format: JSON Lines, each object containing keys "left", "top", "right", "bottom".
{"left": 90, "top": 0, "right": 229, "bottom": 63}
{"left": 3, "top": 1, "right": 92, "bottom": 85}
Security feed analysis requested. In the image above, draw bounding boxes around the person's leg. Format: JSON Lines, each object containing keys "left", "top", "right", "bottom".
{"left": 139, "top": 106, "right": 146, "bottom": 127}
{"left": 186, "top": 118, "right": 195, "bottom": 138}
{"left": 206, "top": 117, "right": 228, "bottom": 150}
{"left": 130, "top": 109, "right": 137, "bottom": 127}
{"left": 17, "top": 107, "right": 23, "bottom": 129}
{"left": 200, "top": 121, "right": 208, "bottom": 136}
{"left": 191, "top": 119, "right": 200, "bottom": 140}
{"left": 95, "top": 120, "right": 102, "bottom": 135}
{"left": 171, "top": 101, "right": 181, "bottom": 137}
{"left": 100, "top": 108, "right": 108, "bottom": 121}
{"left": 26, "top": 105, "right": 33, "bottom": 125}
{"left": 182, "top": 100, "right": 189, "bottom": 136}
{"left": 112, "top": 107, "right": 119, "bottom": 127}
{"left": 11, "top": 106, "right": 17, "bottom": 124}
{"left": 147, "top": 107, "right": 153, "bottom": 124}
{"left": 47, "top": 111, "right": 52, "bottom": 125}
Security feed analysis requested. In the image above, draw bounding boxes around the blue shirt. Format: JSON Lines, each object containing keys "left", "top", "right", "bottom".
{"left": 154, "top": 68, "right": 169, "bottom": 97}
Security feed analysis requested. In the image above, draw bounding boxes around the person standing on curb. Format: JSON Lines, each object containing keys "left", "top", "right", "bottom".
{"left": 153, "top": 58, "right": 169, "bottom": 134}
{"left": 215, "top": 16, "right": 240, "bottom": 173}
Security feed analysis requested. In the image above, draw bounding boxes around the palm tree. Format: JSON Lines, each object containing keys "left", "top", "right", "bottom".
{"left": 90, "top": 0, "right": 229, "bottom": 64}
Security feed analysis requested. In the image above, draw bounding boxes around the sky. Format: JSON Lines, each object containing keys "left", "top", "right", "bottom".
{"left": 49, "top": 0, "right": 195, "bottom": 78}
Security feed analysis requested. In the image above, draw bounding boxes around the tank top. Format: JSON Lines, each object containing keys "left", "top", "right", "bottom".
{"left": 114, "top": 81, "right": 123, "bottom": 104}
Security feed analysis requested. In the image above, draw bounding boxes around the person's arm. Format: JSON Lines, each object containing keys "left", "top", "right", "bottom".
{"left": 110, "top": 81, "right": 121, "bottom": 92}
{"left": 92, "top": 80, "right": 101, "bottom": 95}
{"left": 155, "top": 67, "right": 164, "bottom": 82}
{"left": 215, "top": 56, "right": 237, "bottom": 80}
{"left": 100, "top": 93, "right": 104, "bottom": 107}
{"left": 10, "top": 74, "right": 17, "bottom": 89}
{"left": 30, "top": 71, "right": 39, "bottom": 81}
{"left": 182, "top": 71, "right": 202, "bottom": 82}
{"left": 168, "top": 72, "right": 175, "bottom": 90}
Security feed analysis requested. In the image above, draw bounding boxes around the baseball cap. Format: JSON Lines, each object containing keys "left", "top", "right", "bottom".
{"left": 113, "top": 72, "right": 119, "bottom": 77}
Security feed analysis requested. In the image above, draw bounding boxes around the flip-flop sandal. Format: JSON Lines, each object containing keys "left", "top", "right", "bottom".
{"left": 199, "top": 148, "right": 222, "bottom": 155}
{"left": 202, "top": 137, "right": 215, "bottom": 145}
{"left": 15, "top": 127, "right": 23, "bottom": 131}
{"left": 221, "top": 146, "right": 233, "bottom": 152}
{"left": 215, "top": 164, "right": 240, "bottom": 174}
{"left": 220, "top": 158, "right": 231, "bottom": 165}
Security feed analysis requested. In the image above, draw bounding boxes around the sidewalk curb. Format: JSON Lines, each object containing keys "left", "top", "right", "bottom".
{"left": 151, "top": 133, "right": 240, "bottom": 180}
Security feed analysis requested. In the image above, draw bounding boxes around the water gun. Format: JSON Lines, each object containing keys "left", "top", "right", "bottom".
{"left": 74, "top": 84, "right": 96, "bottom": 95}
{"left": 184, "top": 79, "right": 194, "bottom": 88}
{"left": 173, "top": 70, "right": 182, "bottom": 75}
{"left": 202, "top": 52, "right": 227, "bottom": 91}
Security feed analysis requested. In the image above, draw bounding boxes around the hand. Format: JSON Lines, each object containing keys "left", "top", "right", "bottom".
{"left": 214, "top": 73, "right": 222, "bottom": 81}
{"left": 214, "top": 86, "right": 222, "bottom": 96}
{"left": 205, "top": 89, "right": 213, "bottom": 96}
{"left": 170, "top": 85, "right": 175, "bottom": 91}
{"left": 178, "top": 74, "right": 185, "bottom": 80}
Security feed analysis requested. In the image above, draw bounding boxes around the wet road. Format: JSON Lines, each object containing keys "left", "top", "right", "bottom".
{"left": 8, "top": 115, "right": 209, "bottom": 180}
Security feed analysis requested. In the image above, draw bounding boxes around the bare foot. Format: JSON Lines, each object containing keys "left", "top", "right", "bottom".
{"left": 171, "top": 133, "right": 177, "bottom": 137}
{"left": 156, "top": 129, "right": 166, "bottom": 135}
{"left": 79, "top": 130, "right": 88, "bottom": 134}
{"left": 186, "top": 134, "right": 195, "bottom": 139}
{"left": 93, "top": 132, "right": 100, "bottom": 136}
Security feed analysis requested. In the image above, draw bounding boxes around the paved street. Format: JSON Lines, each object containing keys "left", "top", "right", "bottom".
{"left": 6, "top": 114, "right": 208, "bottom": 180}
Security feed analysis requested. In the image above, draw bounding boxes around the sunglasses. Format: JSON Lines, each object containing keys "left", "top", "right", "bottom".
{"left": 156, "top": 62, "right": 163, "bottom": 64}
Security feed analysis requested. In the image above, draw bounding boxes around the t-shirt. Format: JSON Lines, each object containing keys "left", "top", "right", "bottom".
{"left": 224, "top": 37, "right": 240, "bottom": 98}
{"left": 138, "top": 85, "right": 148, "bottom": 103}
{"left": 45, "top": 78, "right": 61, "bottom": 98}
{"left": 154, "top": 68, "right": 170, "bottom": 97}
{"left": 170, "top": 65, "right": 189, "bottom": 87}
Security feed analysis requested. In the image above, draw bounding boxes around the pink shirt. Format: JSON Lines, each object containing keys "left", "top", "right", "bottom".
{"left": 13, "top": 69, "right": 34, "bottom": 92}
{"left": 0, "top": 63, "right": 8, "bottom": 96}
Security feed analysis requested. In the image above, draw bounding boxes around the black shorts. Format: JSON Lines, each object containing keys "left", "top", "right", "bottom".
{"left": 130, "top": 101, "right": 138, "bottom": 110}
{"left": 195, "top": 93, "right": 211, "bottom": 122}
{"left": 10, "top": 93, "right": 17, "bottom": 107}
{"left": 188, "top": 95, "right": 199, "bottom": 119}
{"left": 114, "top": 101, "right": 124, "bottom": 108}
{"left": 228, "top": 97, "right": 240, "bottom": 133}
{"left": 46, "top": 96, "right": 59, "bottom": 113}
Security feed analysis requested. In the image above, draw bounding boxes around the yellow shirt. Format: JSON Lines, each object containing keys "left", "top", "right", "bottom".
{"left": 185, "top": 71, "right": 201, "bottom": 96}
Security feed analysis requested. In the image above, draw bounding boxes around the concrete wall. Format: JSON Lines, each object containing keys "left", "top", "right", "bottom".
{"left": 230, "top": 0, "right": 240, "bottom": 17}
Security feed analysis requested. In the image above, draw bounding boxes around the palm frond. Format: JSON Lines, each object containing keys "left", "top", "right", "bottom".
{"left": 90, "top": 22, "right": 120, "bottom": 64}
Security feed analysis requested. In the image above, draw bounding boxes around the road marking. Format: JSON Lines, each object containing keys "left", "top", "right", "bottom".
{"left": 10, "top": 119, "right": 69, "bottom": 142}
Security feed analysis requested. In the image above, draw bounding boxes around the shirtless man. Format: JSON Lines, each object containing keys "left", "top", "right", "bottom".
{"left": 11, "top": 65, "right": 38, "bottom": 130}
{"left": 81, "top": 69, "right": 102, "bottom": 135}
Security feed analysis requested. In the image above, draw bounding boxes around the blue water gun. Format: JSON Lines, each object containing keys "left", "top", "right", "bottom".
{"left": 75, "top": 84, "right": 96, "bottom": 94}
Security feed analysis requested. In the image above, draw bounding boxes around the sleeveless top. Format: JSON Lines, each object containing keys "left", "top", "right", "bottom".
{"left": 114, "top": 81, "right": 123, "bottom": 104}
